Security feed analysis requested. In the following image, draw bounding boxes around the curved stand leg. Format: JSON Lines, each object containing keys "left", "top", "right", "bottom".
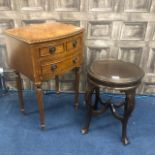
{"left": 74, "top": 67, "right": 80, "bottom": 110}
{"left": 93, "top": 88, "right": 99, "bottom": 110}
{"left": 15, "top": 71, "right": 25, "bottom": 113}
{"left": 81, "top": 86, "right": 94, "bottom": 134}
{"left": 35, "top": 83, "right": 45, "bottom": 129}
{"left": 121, "top": 89, "right": 136, "bottom": 145}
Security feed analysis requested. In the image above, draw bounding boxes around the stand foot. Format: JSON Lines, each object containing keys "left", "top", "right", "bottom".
{"left": 81, "top": 128, "right": 89, "bottom": 134}
{"left": 20, "top": 108, "right": 25, "bottom": 113}
{"left": 56, "top": 91, "right": 61, "bottom": 94}
{"left": 40, "top": 124, "right": 45, "bottom": 129}
{"left": 121, "top": 137, "right": 130, "bottom": 145}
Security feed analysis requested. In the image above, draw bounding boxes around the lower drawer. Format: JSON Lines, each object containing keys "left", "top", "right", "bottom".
{"left": 40, "top": 54, "right": 82, "bottom": 80}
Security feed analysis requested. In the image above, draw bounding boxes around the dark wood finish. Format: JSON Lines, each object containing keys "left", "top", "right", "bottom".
{"left": 5, "top": 22, "right": 84, "bottom": 128}
{"left": 55, "top": 76, "right": 60, "bottom": 94}
{"left": 74, "top": 67, "right": 80, "bottom": 109}
{"left": 121, "top": 89, "right": 135, "bottom": 145}
{"left": 82, "top": 60, "right": 144, "bottom": 145}
{"left": 15, "top": 71, "right": 25, "bottom": 113}
{"left": 35, "top": 83, "right": 45, "bottom": 129}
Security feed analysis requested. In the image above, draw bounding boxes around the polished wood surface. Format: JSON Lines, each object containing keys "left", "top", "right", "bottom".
{"left": 88, "top": 60, "right": 144, "bottom": 85}
{"left": 5, "top": 22, "right": 84, "bottom": 128}
{"left": 5, "top": 22, "right": 84, "bottom": 44}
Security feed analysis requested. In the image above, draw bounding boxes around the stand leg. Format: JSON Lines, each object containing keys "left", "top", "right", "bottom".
{"left": 55, "top": 76, "right": 60, "bottom": 94}
{"left": 74, "top": 67, "right": 80, "bottom": 110}
{"left": 81, "top": 86, "right": 94, "bottom": 134}
{"left": 121, "top": 89, "right": 136, "bottom": 145}
{"left": 93, "top": 87, "right": 99, "bottom": 110}
{"left": 15, "top": 71, "right": 24, "bottom": 113}
{"left": 35, "top": 83, "right": 45, "bottom": 129}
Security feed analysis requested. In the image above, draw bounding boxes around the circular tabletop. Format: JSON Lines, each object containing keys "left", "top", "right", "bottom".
{"left": 88, "top": 60, "right": 144, "bottom": 85}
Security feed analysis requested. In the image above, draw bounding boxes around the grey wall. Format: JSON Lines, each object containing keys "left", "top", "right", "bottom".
{"left": 0, "top": 0, "right": 155, "bottom": 94}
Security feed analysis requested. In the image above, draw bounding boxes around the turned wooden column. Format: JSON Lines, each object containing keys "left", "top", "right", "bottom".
{"left": 15, "top": 71, "right": 25, "bottom": 113}
{"left": 35, "top": 83, "right": 45, "bottom": 129}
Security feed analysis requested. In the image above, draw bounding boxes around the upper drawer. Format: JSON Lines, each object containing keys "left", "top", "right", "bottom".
{"left": 39, "top": 42, "right": 65, "bottom": 58}
{"left": 66, "top": 36, "right": 81, "bottom": 52}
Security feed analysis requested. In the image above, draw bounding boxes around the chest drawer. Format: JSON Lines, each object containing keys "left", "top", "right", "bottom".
{"left": 66, "top": 36, "right": 81, "bottom": 52}
{"left": 39, "top": 42, "right": 65, "bottom": 58}
{"left": 40, "top": 53, "right": 82, "bottom": 80}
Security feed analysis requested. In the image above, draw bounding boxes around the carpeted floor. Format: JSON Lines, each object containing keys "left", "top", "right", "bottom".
{"left": 0, "top": 91, "right": 155, "bottom": 155}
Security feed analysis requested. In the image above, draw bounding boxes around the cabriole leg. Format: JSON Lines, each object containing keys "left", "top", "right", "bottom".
{"left": 81, "top": 85, "right": 94, "bottom": 134}
{"left": 121, "top": 89, "right": 136, "bottom": 145}
{"left": 93, "top": 87, "right": 99, "bottom": 110}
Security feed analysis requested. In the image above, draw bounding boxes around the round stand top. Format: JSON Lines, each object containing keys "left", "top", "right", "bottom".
{"left": 88, "top": 60, "right": 144, "bottom": 85}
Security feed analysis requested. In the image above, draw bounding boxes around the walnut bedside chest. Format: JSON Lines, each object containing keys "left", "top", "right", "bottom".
{"left": 5, "top": 22, "right": 84, "bottom": 128}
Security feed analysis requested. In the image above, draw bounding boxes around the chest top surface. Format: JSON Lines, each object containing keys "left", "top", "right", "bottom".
{"left": 5, "top": 22, "right": 84, "bottom": 44}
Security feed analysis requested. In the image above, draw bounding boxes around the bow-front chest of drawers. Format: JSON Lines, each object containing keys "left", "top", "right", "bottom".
{"left": 5, "top": 22, "right": 84, "bottom": 128}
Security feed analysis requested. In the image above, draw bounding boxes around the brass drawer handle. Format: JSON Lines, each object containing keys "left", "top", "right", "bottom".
{"left": 49, "top": 46, "right": 56, "bottom": 54}
{"left": 51, "top": 64, "right": 57, "bottom": 71}
{"left": 72, "top": 40, "right": 77, "bottom": 48}
{"left": 72, "top": 57, "right": 78, "bottom": 64}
